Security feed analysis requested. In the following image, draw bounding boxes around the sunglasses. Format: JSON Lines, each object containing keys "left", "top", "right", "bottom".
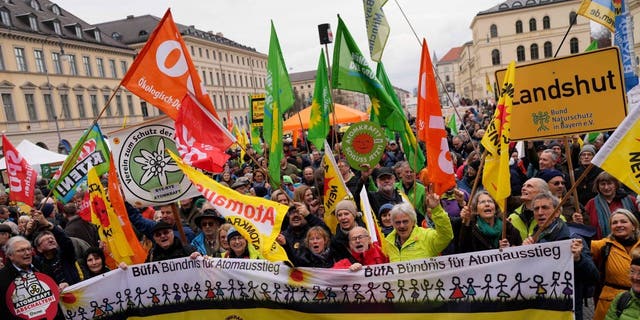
{"left": 201, "top": 221, "right": 219, "bottom": 227}
{"left": 153, "top": 229, "right": 171, "bottom": 238}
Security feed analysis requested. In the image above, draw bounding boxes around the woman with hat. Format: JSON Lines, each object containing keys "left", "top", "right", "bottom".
{"left": 574, "top": 144, "right": 603, "bottom": 206}
{"left": 224, "top": 226, "right": 262, "bottom": 259}
{"left": 331, "top": 199, "right": 366, "bottom": 261}
{"left": 191, "top": 204, "right": 227, "bottom": 256}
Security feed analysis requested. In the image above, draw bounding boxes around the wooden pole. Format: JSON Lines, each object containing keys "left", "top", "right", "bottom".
{"left": 171, "top": 203, "right": 188, "bottom": 245}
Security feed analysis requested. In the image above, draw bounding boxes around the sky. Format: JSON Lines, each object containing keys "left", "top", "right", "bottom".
{"left": 54, "top": 0, "right": 500, "bottom": 92}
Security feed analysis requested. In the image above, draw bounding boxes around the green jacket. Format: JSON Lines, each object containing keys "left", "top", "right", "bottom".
{"left": 605, "top": 290, "right": 640, "bottom": 320}
{"left": 395, "top": 181, "right": 426, "bottom": 217}
{"left": 383, "top": 205, "right": 453, "bottom": 262}
{"left": 508, "top": 205, "right": 537, "bottom": 241}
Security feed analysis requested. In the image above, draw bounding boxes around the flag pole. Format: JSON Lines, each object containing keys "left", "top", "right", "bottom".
{"left": 563, "top": 136, "right": 582, "bottom": 214}
{"left": 171, "top": 203, "right": 188, "bottom": 245}
{"left": 531, "top": 164, "right": 594, "bottom": 242}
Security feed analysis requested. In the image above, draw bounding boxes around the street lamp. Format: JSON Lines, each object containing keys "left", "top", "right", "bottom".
{"left": 41, "top": 34, "right": 65, "bottom": 152}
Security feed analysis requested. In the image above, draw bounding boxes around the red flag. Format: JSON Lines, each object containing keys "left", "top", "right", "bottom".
{"left": 416, "top": 39, "right": 456, "bottom": 195}
{"left": 77, "top": 191, "right": 91, "bottom": 222}
{"left": 175, "top": 94, "right": 235, "bottom": 173}
{"left": 120, "top": 9, "right": 218, "bottom": 120}
{"left": 2, "top": 135, "right": 37, "bottom": 205}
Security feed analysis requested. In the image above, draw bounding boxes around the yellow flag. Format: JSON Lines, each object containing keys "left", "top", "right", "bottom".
{"left": 592, "top": 102, "right": 640, "bottom": 194}
{"left": 169, "top": 150, "right": 290, "bottom": 262}
{"left": 481, "top": 61, "right": 515, "bottom": 212}
{"left": 485, "top": 73, "right": 493, "bottom": 93}
{"left": 88, "top": 167, "right": 139, "bottom": 266}
{"left": 322, "top": 140, "right": 353, "bottom": 234}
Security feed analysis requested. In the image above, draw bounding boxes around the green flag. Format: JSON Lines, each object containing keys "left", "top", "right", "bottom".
{"left": 585, "top": 40, "right": 598, "bottom": 52}
{"left": 49, "top": 124, "right": 110, "bottom": 202}
{"left": 248, "top": 95, "right": 263, "bottom": 155}
{"left": 308, "top": 50, "right": 332, "bottom": 151}
{"left": 447, "top": 115, "right": 459, "bottom": 136}
{"left": 376, "top": 62, "right": 425, "bottom": 172}
{"left": 264, "top": 21, "right": 294, "bottom": 187}
{"left": 331, "top": 16, "right": 404, "bottom": 132}
{"left": 363, "top": 0, "right": 390, "bottom": 62}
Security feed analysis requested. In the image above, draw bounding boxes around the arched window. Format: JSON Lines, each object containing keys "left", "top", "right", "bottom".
{"left": 517, "top": 46, "right": 525, "bottom": 62}
{"left": 543, "top": 16, "right": 550, "bottom": 29}
{"left": 529, "top": 18, "right": 537, "bottom": 31}
{"left": 544, "top": 41, "right": 553, "bottom": 58}
{"left": 490, "top": 24, "right": 498, "bottom": 38}
{"left": 515, "top": 20, "right": 523, "bottom": 34}
{"left": 570, "top": 38, "right": 579, "bottom": 53}
{"left": 569, "top": 11, "right": 577, "bottom": 25}
{"left": 491, "top": 49, "right": 501, "bottom": 65}
{"left": 530, "top": 44, "right": 539, "bottom": 60}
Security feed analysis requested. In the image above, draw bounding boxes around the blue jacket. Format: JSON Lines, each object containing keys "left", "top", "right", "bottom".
{"left": 126, "top": 202, "right": 196, "bottom": 243}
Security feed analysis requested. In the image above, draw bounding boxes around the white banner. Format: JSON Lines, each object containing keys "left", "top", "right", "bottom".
{"left": 59, "top": 240, "right": 575, "bottom": 319}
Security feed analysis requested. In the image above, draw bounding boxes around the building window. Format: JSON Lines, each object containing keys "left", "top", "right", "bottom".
{"left": 570, "top": 37, "right": 579, "bottom": 53}
{"left": 490, "top": 24, "right": 498, "bottom": 38}
{"left": 52, "top": 52, "right": 62, "bottom": 74}
{"left": 198, "top": 47, "right": 202, "bottom": 58}
{"left": 82, "top": 56, "right": 92, "bottom": 76}
{"left": 60, "top": 94, "right": 70, "bottom": 119}
{"left": 127, "top": 95, "right": 134, "bottom": 115}
{"left": 205, "top": 49, "right": 209, "bottom": 59}
{"left": 529, "top": 18, "right": 537, "bottom": 32}
{"left": 530, "top": 44, "right": 539, "bottom": 60}
{"left": 44, "top": 94, "right": 55, "bottom": 119}
{"left": 115, "top": 95, "right": 123, "bottom": 116}
{"left": 120, "top": 60, "right": 128, "bottom": 75}
{"left": 96, "top": 58, "right": 105, "bottom": 77}
{"left": 2, "top": 93, "right": 15, "bottom": 122}
{"left": 141, "top": 101, "right": 148, "bottom": 117}
{"left": 14, "top": 47, "right": 27, "bottom": 72}
{"left": 569, "top": 11, "right": 577, "bottom": 25}
{"left": 543, "top": 16, "right": 550, "bottom": 29}
{"left": 53, "top": 21, "right": 61, "bottom": 35}
{"left": 94, "top": 30, "right": 101, "bottom": 42}
{"left": 52, "top": 4, "right": 61, "bottom": 15}
{"left": 25, "top": 94, "right": 37, "bottom": 120}
{"left": 544, "top": 41, "right": 553, "bottom": 58}
{"left": 34, "top": 49, "right": 46, "bottom": 73}
{"left": 515, "top": 20, "right": 523, "bottom": 34}
{"left": 75, "top": 25, "right": 82, "bottom": 39}
{"left": 68, "top": 54, "right": 77, "bottom": 75}
{"left": 109, "top": 59, "right": 117, "bottom": 78}
{"left": 28, "top": 16, "right": 38, "bottom": 31}
{"left": 0, "top": 46, "right": 4, "bottom": 71}
{"left": 76, "top": 94, "right": 86, "bottom": 118}
{"left": 202, "top": 70, "right": 207, "bottom": 85}
{"left": 104, "top": 94, "right": 112, "bottom": 116}
{"left": 90, "top": 94, "right": 99, "bottom": 117}
{"left": 516, "top": 46, "right": 525, "bottom": 62}
{"left": 1, "top": 9, "right": 11, "bottom": 26}
{"left": 209, "top": 72, "right": 213, "bottom": 86}
{"left": 30, "top": 0, "right": 40, "bottom": 10}
{"left": 491, "top": 49, "right": 501, "bottom": 65}
{"left": 190, "top": 46, "right": 195, "bottom": 56}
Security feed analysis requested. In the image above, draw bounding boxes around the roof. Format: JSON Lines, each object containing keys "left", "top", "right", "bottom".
{"left": 289, "top": 70, "right": 317, "bottom": 82}
{"left": 438, "top": 47, "right": 463, "bottom": 64}
{"left": 477, "top": 0, "right": 572, "bottom": 15}
{"left": 96, "top": 14, "right": 259, "bottom": 53}
{"left": 0, "top": 0, "right": 131, "bottom": 49}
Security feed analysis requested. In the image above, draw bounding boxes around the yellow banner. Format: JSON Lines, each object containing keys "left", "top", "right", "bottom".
{"left": 322, "top": 140, "right": 352, "bottom": 233}
{"left": 170, "top": 151, "right": 289, "bottom": 262}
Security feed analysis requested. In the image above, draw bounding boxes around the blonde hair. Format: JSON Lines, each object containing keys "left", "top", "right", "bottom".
{"left": 608, "top": 208, "right": 640, "bottom": 240}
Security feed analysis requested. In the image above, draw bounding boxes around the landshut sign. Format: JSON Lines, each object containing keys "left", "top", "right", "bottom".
{"left": 495, "top": 47, "right": 627, "bottom": 140}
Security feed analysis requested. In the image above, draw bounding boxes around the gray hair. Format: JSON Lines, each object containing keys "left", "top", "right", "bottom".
{"left": 390, "top": 202, "right": 417, "bottom": 224}
{"left": 4, "top": 236, "right": 30, "bottom": 256}
{"left": 527, "top": 177, "right": 550, "bottom": 194}
{"left": 531, "top": 192, "right": 559, "bottom": 208}
{"left": 609, "top": 208, "right": 640, "bottom": 240}
{"left": 541, "top": 149, "right": 558, "bottom": 162}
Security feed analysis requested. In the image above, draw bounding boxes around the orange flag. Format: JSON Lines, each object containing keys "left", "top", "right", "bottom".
{"left": 121, "top": 9, "right": 218, "bottom": 120}
{"left": 416, "top": 39, "right": 455, "bottom": 195}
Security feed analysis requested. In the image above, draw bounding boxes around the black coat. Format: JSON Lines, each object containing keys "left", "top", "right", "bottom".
{"left": 145, "top": 239, "right": 197, "bottom": 262}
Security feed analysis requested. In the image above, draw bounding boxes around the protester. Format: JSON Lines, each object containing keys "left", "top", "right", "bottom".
{"left": 224, "top": 227, "right": 262, "bottom": 259}
{"left": 331, "top": 199, "right": 366, "bottom": 261}
{"left": 585, "top": 172, "right": 638, "bottom": 240}
{"left": 378, "top": 203, "right": 394, "bottom": 236}
{"left": 283, "top": 226, "right": 337, "bottom": 268}
{"left": 333, "top": 226, "right": 388, "bottom": 271}
{"left": 0, "top": 224, "right": 13, "bottom": 268}
{"left": 126, "top": 202, "right": 196, "bottom": 244}
{"left": 79, "top": 247, "right": 110, "bottom": 279}
{"left": 145, "top": 221, "right": 200, "bottom": 262}
{"left": 218, "top": 223, "right": 232, "bottom": 255}
{"left": 604, "top": 247, "right": 640, "bottom": 320}
{"left": 0, "top": 236, "right": 37, "bottom": 319}
{"left": 574, "top": 144, "right": 603, "bottom": 206}
{"left": 191, "top": 204, "right": 227, "bottom": 256}
{"left": 509, "top": 177, "right": 550, "bottom": 241}
{"left": 591, "top": 209, "right": 640, "bottom": 320}
{"left": 62, "top": 202, "right": 99, "bottom": 248}
{"left": 383, "top": 193, "right": 454, "bottom": 262}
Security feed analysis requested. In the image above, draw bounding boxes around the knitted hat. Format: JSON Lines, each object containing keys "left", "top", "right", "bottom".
{"left": 335, "top": 199, "right": 357, "bottom": 217}
{"left": 226, "top": 226, "right": 241, "bottom": 242}
{"left": 538, "top": 169, "right": 564, "bottom": 183}
{"left": 580, "top": 144, "right": 596, "bottom": 156}
{"left": 378, "top": 203, "right": 394, "bottom": 216}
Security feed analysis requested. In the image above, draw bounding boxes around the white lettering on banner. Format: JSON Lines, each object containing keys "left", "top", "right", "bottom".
{"left": 6, "top": 150, "right": 24, "bottom": 192}
{"left": 429, "top": 115, "right": 454, "bottom": 174}
{"left": 60, "top": 241, "right": 575, "bottom": 318}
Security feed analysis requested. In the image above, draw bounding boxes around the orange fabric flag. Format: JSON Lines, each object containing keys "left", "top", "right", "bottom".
{"left": 416, "top": 39, "right": 455, "bottom": 195}
{"left": 120, "top": 9, "right": 218, "bottom": 120}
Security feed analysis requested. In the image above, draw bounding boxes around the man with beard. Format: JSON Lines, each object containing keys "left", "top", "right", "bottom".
{"left": 508, "top": 177, "right": 550, "bottom": 241}
{"left": 332, "top": 226, "right": 388, "bottom": 271}
{"left": 301, "top": 166, "right": 316, "bottom": 187}
{"left": 359, "top": 167, "right": 406, "bottom": 225}
{"left": 277, "top": 202, "right": 330, "bottom": 264}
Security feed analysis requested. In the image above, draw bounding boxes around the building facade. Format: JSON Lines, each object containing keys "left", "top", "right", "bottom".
{"left": 0, "top": 0, "right": 148, "bottom": 152}
{"left": 97, "top": 15, "right": 268, "bottom": 131}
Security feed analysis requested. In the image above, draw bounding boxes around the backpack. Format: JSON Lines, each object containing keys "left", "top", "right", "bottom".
{"left": 615, "top": 291, "right": 632, "bottom": 318}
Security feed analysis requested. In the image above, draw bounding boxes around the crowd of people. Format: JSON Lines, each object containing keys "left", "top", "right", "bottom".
{"left": 1, "top": 102, "right": 639, "bottom": 319}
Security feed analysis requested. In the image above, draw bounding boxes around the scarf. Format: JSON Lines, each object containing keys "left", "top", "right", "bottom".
{"left": 476, "top": 218, "right": 503, "bottom": 248}
{"left": 595, "top": 194, "right": 636, "bottom": 237}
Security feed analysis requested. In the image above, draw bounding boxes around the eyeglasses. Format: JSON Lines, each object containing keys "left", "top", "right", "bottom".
{"left": 551, "top": 181, "right": 565, "bottom": 186}
{"left": 349, "top": 234, "right": 369, "bottom": 242}
{"left": 201, "top": 221, "right": 219, "bottom": 227}
{"left": 629, "top": 269, "right": 640, "bottom": 277}
{"left": 153, "top": 229, "right": 172, "bottom": 238}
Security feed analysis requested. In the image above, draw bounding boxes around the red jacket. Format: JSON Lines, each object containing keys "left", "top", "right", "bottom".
{"left": 332, "top": 243, "right": 389, "bottom": 269}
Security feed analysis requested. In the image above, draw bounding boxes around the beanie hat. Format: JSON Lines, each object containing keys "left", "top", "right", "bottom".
{"left": 335, "top": 199, "right": 357, "bottom": 217}
{"left": 537, "top": 169, "right": 564, "bottom": 183}
{"left": 580, "top": 144, "right": 596, "bottom": 156}
{"left": 227, "top": 226, "right": 241, "bottom": 242}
